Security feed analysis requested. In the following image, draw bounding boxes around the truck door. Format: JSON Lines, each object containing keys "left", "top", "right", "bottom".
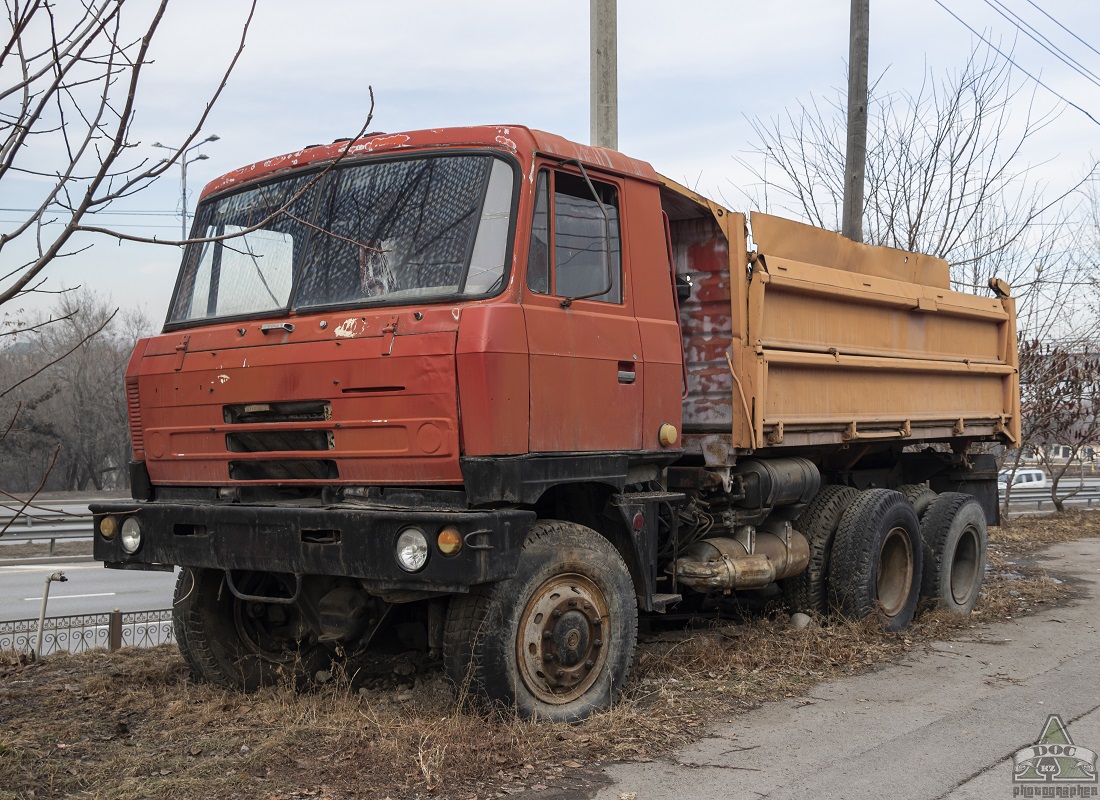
{"left": 524, "top": 165, "right": 643, "bottom": 453}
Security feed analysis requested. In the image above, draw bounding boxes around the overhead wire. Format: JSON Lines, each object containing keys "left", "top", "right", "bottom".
{"left": 1023, "top": 0, "right": 1100, "bottom": 60}
{"left": 979, "top": 0, "right": 1100, "bottom": 89}
{"left": 931, "top": 0, "right": 1100, "bottom": 129}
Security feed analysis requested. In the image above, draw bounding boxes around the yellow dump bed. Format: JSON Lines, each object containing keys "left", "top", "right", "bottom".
{"left": 660, "top": 180, "right": 1020, "bottom": 452}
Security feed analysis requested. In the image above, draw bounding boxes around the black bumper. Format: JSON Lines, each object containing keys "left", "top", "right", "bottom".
{"left": 90, "top": 501, "right": 535, "bottom": 593}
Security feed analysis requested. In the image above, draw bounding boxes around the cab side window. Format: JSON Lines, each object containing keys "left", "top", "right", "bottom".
{"left": 527, "top": 168, "right": 622, "bottom": 304}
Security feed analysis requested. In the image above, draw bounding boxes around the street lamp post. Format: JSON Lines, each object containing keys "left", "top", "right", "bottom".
{"left": 152, "top": 134, "right": 220, "bottom": 238}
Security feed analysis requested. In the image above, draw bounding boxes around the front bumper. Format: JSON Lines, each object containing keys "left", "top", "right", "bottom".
{"left": 90, "top": 501, "right": 535, "bottom": 593}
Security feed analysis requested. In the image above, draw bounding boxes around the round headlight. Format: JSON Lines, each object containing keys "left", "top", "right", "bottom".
{"left": 120, "top": 516, "right": 143, "bottom": 554}
{"left": 99, "top": 515, "right": 119, "bottom": 540}
{"left": 395, "top": 528, "right": 428, "bottom": 572}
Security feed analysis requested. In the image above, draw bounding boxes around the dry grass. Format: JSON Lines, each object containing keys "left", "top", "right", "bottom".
{"left": 1, "top": 511, "right": 1096, "bottom": 800}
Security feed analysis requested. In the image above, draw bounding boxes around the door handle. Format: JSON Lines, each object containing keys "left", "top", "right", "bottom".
{"left": 617, "top": 360, "right": 636, "bottom": 384}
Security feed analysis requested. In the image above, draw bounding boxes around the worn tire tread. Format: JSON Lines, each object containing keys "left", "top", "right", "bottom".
{"left": 898, "top": 484, "right": 938, "bottom": 519}
{"left": 173, "top": 568, "right": 238, "bottom": 687}
{"left": 780, "top": 485, "right": 859, "bottom": 615}
{"left": 443, "top": 519, "right": 637, "bottom": 721}
{"left": 829, "top": 489, "right": 922, "bottom": 631}
{"left": 919, "top": 492, "right": 988, "bottom": 613}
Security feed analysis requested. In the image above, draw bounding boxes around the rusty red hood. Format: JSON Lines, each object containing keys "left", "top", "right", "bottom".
{"left": 129, "top": 307, "right": 463, "bottom": 487}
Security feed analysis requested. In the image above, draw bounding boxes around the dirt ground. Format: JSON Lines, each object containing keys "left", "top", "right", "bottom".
{"left": 0, "top": 512, "right": 1094, "bottom": 800}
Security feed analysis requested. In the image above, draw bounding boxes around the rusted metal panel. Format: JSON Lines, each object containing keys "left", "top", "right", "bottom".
{"left": 666, "top": 211, "right": 733, "bottom": 431}
{"left": 134, "top": 307, "right": 464, "bottom": 486}
{"left": 756, "top": 261, "right": 1008, "bottom": 362}
{"left": 751, "top": 212, "right": 951, "bottom": 289}
{"left": 200, "top": 126, "right": 660, "bottom": 204}
{"left": 525, "top": 300, "right": 643, "bottom": 452}
{"left": 748, "top": 212, "right": 1019, "bottom": 449}
{"left": 455, "top": 304, "right": 529, "bottom": 456}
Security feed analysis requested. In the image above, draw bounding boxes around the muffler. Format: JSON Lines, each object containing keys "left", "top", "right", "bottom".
{"left": 671, "top": 521, "right": 809, "bottom": 591}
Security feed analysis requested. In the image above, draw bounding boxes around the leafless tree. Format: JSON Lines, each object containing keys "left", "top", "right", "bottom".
{"left": 0, "top": 0, "right": 256, "bottom": 308}
{"left": 738, "top": 44, "right": 1097, "bottom": 338}
{"left": 0, "top": 0, "right": 257, "bottom": 523}
{"left": 1006, "top": 339, "right": 1100, "bottom": 512}
{"left": 0, "top": 290, "right": 150, "bottom": 497}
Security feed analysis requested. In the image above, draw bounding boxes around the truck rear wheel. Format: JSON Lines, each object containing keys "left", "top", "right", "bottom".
{"left": 781, "top": 485, "right": 859, "bottom": 616}
{"left": 172, "top": 567, "right": 327, "bottom": 691}
{"left": 443, "top": 520, "right": 637, "bottom": 722}
{"left": 898, "top": 484, "right": 937, "bottom": 519}
{"left": 919, "top": 493, "right": 988, "bottom": 614}
{"left": 828, "top": 489, "right": 923, "bottom": 631}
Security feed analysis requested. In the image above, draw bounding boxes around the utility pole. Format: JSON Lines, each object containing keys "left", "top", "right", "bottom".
{"left": 590, "top": 0, "right": 617, "bottom": 150}
{"left": 842, "top": 0, "right": 869, "bottom": 242}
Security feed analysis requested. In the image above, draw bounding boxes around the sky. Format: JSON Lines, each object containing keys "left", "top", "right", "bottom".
{"left": 5, "top": 0, "right": 1098, "bottom": 324}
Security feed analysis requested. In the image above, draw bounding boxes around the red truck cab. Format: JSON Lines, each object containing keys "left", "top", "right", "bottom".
{"left": 93, "top": 127, "right": 689, "bottom": 720}
{"left": 128, "top": 126, "right": 682, "bottom": 492}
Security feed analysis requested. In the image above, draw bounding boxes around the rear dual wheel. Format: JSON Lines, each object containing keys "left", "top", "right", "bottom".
{"left": 828, "top": 489, "right": 923, "bottom": 631}
{"left": 898, "top": 483, "right": 937, "bottom": 520}
{"left": 781, "top": 485, "right": 859, "bottom": 616}
{"left": 919, "top": 493, "right": 988, "bottom": 615}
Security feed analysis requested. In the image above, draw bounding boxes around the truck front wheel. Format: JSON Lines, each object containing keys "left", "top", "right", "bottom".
{"left": 173, "top": 567, "right": 327, "bottom": 691}
{"left": 443, "top": 520, "right": 637, "bottom": 722}
{"left": 828, "top": 489, "right": 923, "bottom": 631}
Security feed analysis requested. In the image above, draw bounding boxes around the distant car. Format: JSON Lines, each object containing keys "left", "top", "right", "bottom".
{"left": 997, "top": 468, "right": 1047, "bottom": 491}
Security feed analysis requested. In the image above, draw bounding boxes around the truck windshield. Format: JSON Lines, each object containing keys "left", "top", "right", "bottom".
{"left": 167, "top": 154, "right": 515, "bottom": 324}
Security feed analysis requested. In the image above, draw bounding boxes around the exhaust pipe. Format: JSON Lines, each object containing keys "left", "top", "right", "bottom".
{"left": 672, "top": 522, "right": 809, "bottom": 591}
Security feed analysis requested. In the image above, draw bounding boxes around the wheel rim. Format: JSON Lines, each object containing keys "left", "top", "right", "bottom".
{"left": 877, "top": 527, "right": 914, "bottom": 617}
{"left": 950, "top": 526, "right": 981, "bottom": 605}
{"left": 516, "top": 573, "right": 610, "bottom": 705}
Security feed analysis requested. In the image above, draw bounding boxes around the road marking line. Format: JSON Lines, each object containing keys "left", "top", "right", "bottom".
{"left": 22, "top": 592, "right": 116, "bottom": 601}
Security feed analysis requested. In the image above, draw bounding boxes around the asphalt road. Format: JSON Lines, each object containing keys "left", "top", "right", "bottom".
{"left": 0, "top": 561, "right": 176, "bottom": 622}
{"left": 594, "top": 538, "right": 1100, "bottom": 800}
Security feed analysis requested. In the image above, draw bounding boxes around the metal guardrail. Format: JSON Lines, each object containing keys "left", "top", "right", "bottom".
{"left": 0, "top": 503, "right": 94, "bottom": 551}
{"left": 1002, "top": 485, "right": 1100, "bottom": 513}
{"left": 0, "top": 609, "right": 174, "bottom": 656}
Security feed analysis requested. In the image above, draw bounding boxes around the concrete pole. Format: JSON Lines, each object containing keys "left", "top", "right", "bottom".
{"left": 590, "top": 0, "right": 618, "bottom": 150}
{"left": 842, "top": 0, "right": 869, "bottom": 242}
{"left": 34, "top": 572, "right": 66, "bottom": 658}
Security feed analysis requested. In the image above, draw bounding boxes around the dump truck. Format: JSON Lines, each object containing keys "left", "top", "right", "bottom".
{"left": 91, "top": 126, "right": 1020, "bottom": 721}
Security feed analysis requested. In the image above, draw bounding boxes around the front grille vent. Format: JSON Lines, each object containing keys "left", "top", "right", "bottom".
{"left": 223, "top": 401, "right": 331, "bottom": 424}
{"left": 226, "top": 430, "right": 334, "bottom": 453}
{"left": 126, "top": 378, "right": 143, "bottom": 454}
{"left": 229, "top": 459, "right": 339, "bottom": 481}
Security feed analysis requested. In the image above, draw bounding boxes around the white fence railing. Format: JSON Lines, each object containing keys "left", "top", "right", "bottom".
{"left": 0, "top": 608, "right": 174, "bottom": 656}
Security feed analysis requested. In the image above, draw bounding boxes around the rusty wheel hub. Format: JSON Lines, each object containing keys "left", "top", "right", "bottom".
{"left": 517, "top": 574, "right": 610, "bottom": 704}
{"left": 876, "top": 526, "right": 914, "bottom": 618}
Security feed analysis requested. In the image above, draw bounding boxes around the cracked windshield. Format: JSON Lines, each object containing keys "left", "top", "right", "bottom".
{"left": 168, "top": 154, "right": 514, "bottom": 323}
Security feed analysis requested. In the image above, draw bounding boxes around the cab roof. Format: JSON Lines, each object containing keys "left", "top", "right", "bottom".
{"left": 198, "top": 125, "right": 661, "bottom": 201}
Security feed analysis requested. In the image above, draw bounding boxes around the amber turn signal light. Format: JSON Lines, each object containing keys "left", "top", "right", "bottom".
{"left": 99, "top": 516, "right": 119, "bottom": 539}
{"left": 437, "top": 526, "right": 463, "bottom": 556}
